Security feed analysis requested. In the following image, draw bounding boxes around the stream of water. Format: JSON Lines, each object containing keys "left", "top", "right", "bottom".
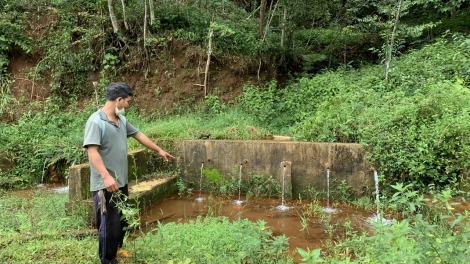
{"left": 323, "top": 168, "right": 337, "bottom": 213}
{"left": 233, "top": 164, "right": 244, "bottom": 205}
{"left": 195, "top": 162, "right": 206, "bottom": 202}
{"left": 276, "top": 164, "right": 292, "bottom": 212}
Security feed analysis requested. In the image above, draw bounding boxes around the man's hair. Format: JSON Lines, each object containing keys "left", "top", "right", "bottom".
{"left": 106, "top": 82, "right": 135, "bottom": 101}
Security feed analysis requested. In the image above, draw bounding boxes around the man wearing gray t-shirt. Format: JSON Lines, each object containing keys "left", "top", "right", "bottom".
{"left": 83, "top": 82, "right": 175, "bottom": 264}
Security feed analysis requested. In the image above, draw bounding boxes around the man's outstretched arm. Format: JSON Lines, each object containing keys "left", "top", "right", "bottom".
{"left": 133, "top": 132, "right": 176, "bottom": 161}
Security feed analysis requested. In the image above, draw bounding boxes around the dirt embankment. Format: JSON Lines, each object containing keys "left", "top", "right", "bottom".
{"left": 6, "top": 10, "right": 275, "bottom": 115}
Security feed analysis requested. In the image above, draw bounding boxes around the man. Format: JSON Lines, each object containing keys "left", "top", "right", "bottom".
{"left": 83, "top": 82, "right": 175, "bottom": 264}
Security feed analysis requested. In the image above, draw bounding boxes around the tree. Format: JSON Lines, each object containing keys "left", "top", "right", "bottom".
{"left": 259, "top": 0, "right": 267, "bottom": 35}
{"left": 385, "top": 0, "right": 403, "bottom": 81}
{"left": 355, "top": 0, "right": 436, "bottom": 81}
{"left": 108, "top": 0, "right": 120, "bottom": 33}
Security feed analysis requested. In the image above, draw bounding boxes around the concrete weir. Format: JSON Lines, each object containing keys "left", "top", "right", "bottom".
{"left": 180, "top": 140, "right": 372, "bottom": 198}
{"left": 67, "top": 140, "right": 373, "bottom": 219}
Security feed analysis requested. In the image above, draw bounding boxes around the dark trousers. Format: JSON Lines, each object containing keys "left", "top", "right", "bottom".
{"left": 92, "top": 185, "right": 129, "bottom": 263}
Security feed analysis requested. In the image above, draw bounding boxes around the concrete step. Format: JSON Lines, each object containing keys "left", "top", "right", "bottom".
{"left": 66, "top": 175, "right": 178, "bottom": 226}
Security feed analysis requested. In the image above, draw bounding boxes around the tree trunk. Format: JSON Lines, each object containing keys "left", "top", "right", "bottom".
{"left": 259, "top": 0, "right": 266, "bottom": 35}
{"left": 203, "top": 24, "right": 214, "bottom": 96}
{"left": 143, "top": 0, "right": 148, "bottom": 78}
{"left": 120, "top": 0, "right": 128, "bottom": 30}
{"left": 281, "top": 5, "right": 286, "bottom": 48}
{"left": 385, "top": 0, "right": 403, "bottom": 82}
{"left": 143, "top": 0, "right": 147, "bottom": 45}
{"left": 149, "top": 0, "right": 155, "bottom": 25}
{"left": 258, "top": 1, "right": 279, "bottom": 79}
{"left": 108, "top": 0, "right": 120, "bottom": 33}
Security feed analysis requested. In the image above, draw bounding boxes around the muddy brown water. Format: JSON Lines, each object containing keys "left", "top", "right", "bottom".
{"left": 2, "top": 182, "right": 69, "bottom": 198}
{"left": 137, "top": 191, "right": 379, "bottom": 259}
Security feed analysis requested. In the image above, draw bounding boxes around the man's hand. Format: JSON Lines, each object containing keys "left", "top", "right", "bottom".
{"left": 133, "top": 132, "right": 176, "bottom": 162}
{"left": 104, "top": 175, "right": 118, "bottom": 192}
{"left": 158, "top": 149, "right": 176, "bottom": 162}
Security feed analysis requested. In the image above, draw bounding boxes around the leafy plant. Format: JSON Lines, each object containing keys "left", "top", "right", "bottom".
{"left": 297, "top": 248, "right": 324, "bottom": 263}
{"left": 292, "top": 35, "right": 470, "bottom": 191}
{"left": 204, "top": 95, "right": 226, "bottom": 114}
{"left": 388, "top": 182, "right": 428, "bottom": 216}
{"left": 246, "top": 173, "right": 281, "bottom": 199}
{"left": 0, "top": 13, "right": 30, "bottom": 73}
{"left": 132, "top": 216, "right": 293, "bottom": 263}
{"left": 203, "top": 168, "right": 224, "bottom": 186}
{"left": 333, "top": 180, "right": 353, "bottom": 201}
{"left": 111, "top": 190, "right": 141, "bottom": 231}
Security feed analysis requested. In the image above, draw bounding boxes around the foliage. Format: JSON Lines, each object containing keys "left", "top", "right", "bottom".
{"left": 293, "top": 27, "right": 375, "bottom": 71}
{"left": 32, "top": 3, "right": 105, "bottom": 99}
{"left": 0, "top": 10, "right": 30, "bottom": 73}
{"left": 154, "top": 1, "right": 260, "bottom": 58}
{"left": 0, "top": 77, "right": 19, "bottom": 121}
{"left": 203, "top": 168, "right": 225, "bottom": 189}
{"left": 111, "top": 190, "right": 141, "bottom": 231}
{"left": 297, "top": 248, "right": 325, "bottom": 263}
{"left": 0, "top": 191, "right": 97, "bottom": 263}
{"left": 129, "top": 107, "right": 271, "bottom": 145}
{"left": 204, "top": 94, "right": 226, "bottom": 114}
{"left": 291, "top": 35, "right": 470, "bottom": 190}
{"left": 388, "top": 182, "right": 429, "bottom": 216}
{"left": 332, "top": 180, "right": 354, "bottom": 201}
{"left": 0, "top": 235, "right": 98, "bottom": 263}
{"left": 0, "top": 191, "right": 90, "bottom": 233}
{"left": 246, "top": 173, "right": 281, "bottom": 199}
{"left": 0, "top": 100, "right": 92, "bottom": 187}
{"left": 133, "top": 216, "right": 293, "bottom": 263}
{"left": 335, "top": 189, "right": 470, "bottom": 264}
{"left": 239, "top": 73, "right": 347, "bottom": 131}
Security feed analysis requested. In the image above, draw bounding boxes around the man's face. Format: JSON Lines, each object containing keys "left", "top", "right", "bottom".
{"left": 116, "top": 96, "right": 133, "bottom": 110}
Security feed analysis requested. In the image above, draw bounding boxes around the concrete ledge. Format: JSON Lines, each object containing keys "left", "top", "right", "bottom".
{"left": 128, "top": 175, "right": 178, "bottom": 209}
{"left": 69, "top": 164, "right": 92, "bottom": 200}
{"left": 67, "top": 148, "right": 178, "bottom": 224}
{"left": 69, "top": 149, "right": 177, "bottom": 201}
{"left": 181, "top": 140, "right": 373, "bottom": 197}
{"left": 66, "top": 175, "right": 178, "bottom": 225}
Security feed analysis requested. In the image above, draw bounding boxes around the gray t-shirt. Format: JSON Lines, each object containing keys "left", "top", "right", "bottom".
{"left": 83, "top": 109, "right": 139, "bottom": 191}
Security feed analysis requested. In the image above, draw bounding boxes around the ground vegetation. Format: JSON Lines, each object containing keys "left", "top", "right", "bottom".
{"left": 1, "top": 0, "right": 470, "bottom": 263}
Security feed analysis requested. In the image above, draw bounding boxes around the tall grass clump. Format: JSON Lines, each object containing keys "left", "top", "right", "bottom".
{"left": 132, "top": 216, "right": 293, "bottom": 263}
{"left": 326, "top": 188, "right": 470, "bottom": 264}
{"left": 0, "top": 191, "right": 97, "bottom": 263}
{"left": 0, "top": 100, "right": 93, "bottom": 187}
{"left": 128, "top": 106, "right": 271, "bottom": 151}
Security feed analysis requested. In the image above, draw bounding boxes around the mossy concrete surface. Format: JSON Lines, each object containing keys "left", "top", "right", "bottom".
{"left": 128, "top": 175, "right": 178, "bottom": 209}
{"left": 66, "top": 176, "right": 178, "bottom": 226}
{"left": 69, "top": 149, "right": 177, "bottom": 201}
{"left": 180, "top": 140, "right": 373, "bottom": 197}
{"left": 67, "top": 149, "right": 178, "bottom": 224}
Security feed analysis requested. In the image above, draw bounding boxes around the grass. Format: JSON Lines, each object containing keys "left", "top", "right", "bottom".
{"left": 128, "top": 107, "right": 273, "bottom": 144}
{"left": 0, "top": 190, "right": 98, "bottom": 263}
{"left": 1, "top": 184, "right": 469, "bottom": 263}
